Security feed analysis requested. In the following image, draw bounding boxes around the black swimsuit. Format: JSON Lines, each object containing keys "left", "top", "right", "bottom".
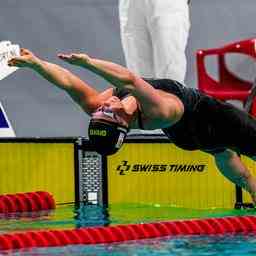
{"left": 115, "top": 79, "right": 256, "bottom": 156}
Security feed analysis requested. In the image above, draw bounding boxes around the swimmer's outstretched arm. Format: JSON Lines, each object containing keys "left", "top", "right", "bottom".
{"left": 58, "top": 53, "right": 134, "bottom": 88}
{"left": 8, "top": 48, "right": 113, "bottom": 115}
{"left": 59, "top": 53, "right": 182, "bottom": 122}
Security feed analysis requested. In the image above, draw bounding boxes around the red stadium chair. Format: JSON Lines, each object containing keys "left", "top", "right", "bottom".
{"left": 196, "top": 38, "right": 256, "bottom": 107}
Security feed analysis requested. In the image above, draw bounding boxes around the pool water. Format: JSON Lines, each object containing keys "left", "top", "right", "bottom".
{"left": 6, "top": 234, "right": 256, "bottom": 256}
{"left": 0, "top": 204, "right": 256, "bottom": 255}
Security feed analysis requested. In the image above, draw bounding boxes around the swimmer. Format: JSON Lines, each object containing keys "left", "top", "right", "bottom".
{"left": 8, "top": 48, "right": 256, "bottom": 204}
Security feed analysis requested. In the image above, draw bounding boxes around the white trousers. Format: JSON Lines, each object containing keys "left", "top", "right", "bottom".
{"left": 119, "top": 0, "right": 190, "bottom": 83}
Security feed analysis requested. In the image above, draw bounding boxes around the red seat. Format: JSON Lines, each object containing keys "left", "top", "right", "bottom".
{"left": 196, "top": 38, "right": 256, "bottom": 105}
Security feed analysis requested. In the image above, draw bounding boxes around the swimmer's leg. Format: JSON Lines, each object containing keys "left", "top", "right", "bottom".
{"left": 213, "top": 149, "right": 256, "bottom": 205}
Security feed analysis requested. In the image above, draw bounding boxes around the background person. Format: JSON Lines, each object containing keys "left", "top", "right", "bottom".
{"left": 119, "top": 0, "right": 190, "bottom": 83}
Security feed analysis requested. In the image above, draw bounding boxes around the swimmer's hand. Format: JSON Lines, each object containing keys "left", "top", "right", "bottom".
{"left": 8, "top": 48, "right": 40, "bottom": 68}
{"left": 60, "top": 52, "right": 135, "bottom": 89}
{"left": 58, "top": 53, "right": 91, "bottom": 67}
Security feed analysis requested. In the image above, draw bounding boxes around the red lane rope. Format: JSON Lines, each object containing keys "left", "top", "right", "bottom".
{"left": 0, "top": 191, "right": 55, "bottom": 214}
{"left": 1, "top": 215, "right": 256, "bottom": 251}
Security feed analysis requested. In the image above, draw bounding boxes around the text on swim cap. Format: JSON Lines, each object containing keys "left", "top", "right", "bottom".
{"left": 90, "top": 129, "right": 107, "bottom": 136}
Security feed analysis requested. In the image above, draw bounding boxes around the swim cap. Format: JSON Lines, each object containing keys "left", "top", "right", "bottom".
{"left": 88, "top": 118, "right": 128, "bottom": 156}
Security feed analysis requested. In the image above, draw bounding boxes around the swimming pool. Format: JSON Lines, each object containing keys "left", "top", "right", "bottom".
{"left": 8, "top": 234, "right": 256, "bottom": 256}
{"left": 0, "top": 203, "right": 256, "bottom": 255}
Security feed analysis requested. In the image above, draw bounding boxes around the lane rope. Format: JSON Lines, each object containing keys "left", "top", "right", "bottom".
{"left": 0, "top": 191, "right": 55, "bottom": 214}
